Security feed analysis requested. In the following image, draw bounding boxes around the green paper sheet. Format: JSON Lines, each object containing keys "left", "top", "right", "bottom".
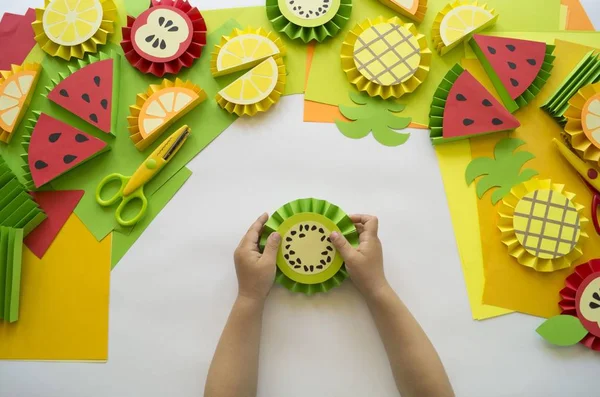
{"left": 0, "top": 228, "right": 8, "bottom": 320}
{"left": 305, "top": 0, "right": 562, "bottom": 126}
{"left": 111, "top": 167, "right": 192, "bottom": 268}
{"left": 536, "top": 315, "right": 589, "bottom": 347}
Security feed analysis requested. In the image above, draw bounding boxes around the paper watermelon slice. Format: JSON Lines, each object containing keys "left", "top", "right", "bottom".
{"left": 47, "top": 53, "right": 121, "bottom": 135}
{"left": 470, "top": 35, "right": 555, "bottom": 113}
{"left": 21, "top": 113, "right": 109, "bottom": 189}
{"left": 429, "top": 64, "right": 520, "bottom": 145}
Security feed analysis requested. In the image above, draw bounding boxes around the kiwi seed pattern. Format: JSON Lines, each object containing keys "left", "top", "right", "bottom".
{"left": 286, "top": 0, "right": 331, "bottom": 20}
{"left": 282, "top": 221, "right": 336, "bottom": 275}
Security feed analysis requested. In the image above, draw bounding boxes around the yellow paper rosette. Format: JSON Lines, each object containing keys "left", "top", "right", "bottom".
{"left": 32, "top": 0, "right": 117, "bottom": 61}
{"left": 341, "top": 16, "right": 431, "bottom": 99}
{"left": 215, "top": 56, "right": 286, "bottom": 117}
{"left": 498, "top": 179, "right": 589, "bottom": 272}
{"left": 431, "top": 1, "right": 497, "bottom": 55}
{"left": 564, "top": 82, "right": 600, "bottom": 166}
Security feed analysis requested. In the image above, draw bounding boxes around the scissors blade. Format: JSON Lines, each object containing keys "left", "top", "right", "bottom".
{"left": 163, "top": 127, "right": 190, "bottom": 161}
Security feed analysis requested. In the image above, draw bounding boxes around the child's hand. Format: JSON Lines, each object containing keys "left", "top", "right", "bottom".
{"left": 234, "top": 213, "right": 281, "bottom": 302}
{"left": 330, "top": 214, "right": 388, "bottom": 298}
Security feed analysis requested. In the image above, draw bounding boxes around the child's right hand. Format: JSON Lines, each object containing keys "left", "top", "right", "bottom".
{"left": 330, "top": 214, "right": 388, "bottom": 298}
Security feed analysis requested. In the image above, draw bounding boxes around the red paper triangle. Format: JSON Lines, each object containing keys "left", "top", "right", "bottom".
{"left": 443, "top": 70, "right": 520, "bottom": 138}
{"left": 0, "top": 9, "right": 36, "bottom": 70}
{"left": 24, "top": 190, "right": 84, "bottom": 258}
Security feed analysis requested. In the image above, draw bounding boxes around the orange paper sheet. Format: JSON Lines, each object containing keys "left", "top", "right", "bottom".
{"left": 465, "top": 39, "right": 600, "bottom": 319}
{"left": 562, "top": 0, "right": 595, "bottom": 31}
{"left": 0, "top": 214, "right": 111, "bottom": 361}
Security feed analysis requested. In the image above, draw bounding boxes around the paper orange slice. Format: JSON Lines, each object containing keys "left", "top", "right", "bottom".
{"left": 0, "top": 63, "right": 41, "bottom": 143}
{"left": 583, "top": 93, "right": 600, "bottom": 148}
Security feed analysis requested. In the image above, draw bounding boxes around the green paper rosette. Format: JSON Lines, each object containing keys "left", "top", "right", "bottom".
{"left": 265, "top": 0, "right": 352, "bottom": 43}
{"left": 259, "top": 198, "right": 359, "bottom": 295}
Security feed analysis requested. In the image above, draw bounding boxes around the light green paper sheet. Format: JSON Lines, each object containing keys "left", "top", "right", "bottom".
{"left": 305, "top": 0, "right": 562, "bottom": 126}
{"left": 111, "top": 166, "right": 192, "bottom": 269}
{"left": 536, "top": 315, "right": 589, "bottom": 347}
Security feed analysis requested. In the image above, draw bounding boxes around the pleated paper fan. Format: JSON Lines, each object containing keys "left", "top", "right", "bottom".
{"left": 564, "top": 82, "right": 600, "bottom": 166}
{"left": 0, "top": 63, "right": 41, "bottom": 143}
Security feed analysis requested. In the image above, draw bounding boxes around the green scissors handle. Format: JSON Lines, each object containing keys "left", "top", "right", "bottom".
{"left": 95, "top": 173, "right": 149, "bottom": 227}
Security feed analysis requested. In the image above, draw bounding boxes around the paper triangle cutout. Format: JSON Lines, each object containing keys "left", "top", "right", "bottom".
{"left": 48, "top": 59, "right": 114, "bottom": 133}
{"left": 27, "top": 113, "right": 108, "bottom": 188}
{"left": 0, "top": 9, "right": 36, "bottom": 70}
{"left": 24, "top": 190, "right": 84, "bottom": 258}
{"left": 443, "top": 70, "right": 520, "bottom": 138}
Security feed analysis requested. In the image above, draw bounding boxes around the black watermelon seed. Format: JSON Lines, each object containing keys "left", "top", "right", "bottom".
{"left": 311, "top": 225, "right": 317, "bottom": 231}
{"left": 487, "top": 46, "right": 496, "bottom": 55}
{"left": 482, "top": 99, "right": 493, "bottom": 107}
{"left": 286, "top": 237, "right": 292, "bottom": 242}
{"left": 59, "top": 89, "right": 69, "bottom": 97}
{"left": 591, "top": 302, "right": 600, "bottom": 309}
{"left": 34, "top": 160, "right": 48, "bottom": 169}
{"left": 321, "top": 251, "right": 328, "bottom": 255}
{"left": 297, "top": 258, "right": 302, "bottom": 264}
{"left": 510, "top": 78, "right": 519, "bottom": 87}
{"left": 285, "top": 244, "right": 290, "bottom": 249}
{"left": 299, "top": 233, "right": 306, "bottom": 238}
{"left": 291, "top": 230, "right": 297, "bottom": 235}
{"left": 506, "top": 44, "right": 516, "bottom": 52}
{"left": 165, "top": 20, "right": 173, "bottom": 28}
{"left": 319, "top": 228, "right": 324, "bottom": 233}
{"left": 152, "top": 39, "right": 159, "bottom": 48}
{"left": 463, "top": 118, "right": 475, "bottom": 126}
{"left": 94, "top": 76, "right": 101, "bottom": 87}
{"left": 593, "top": 292, "right": 600, "bottom": 300}
{"left": 75, "top": 134, "right": 89, "bottom": 143}
{"left": 303, "top": 265, "right": 309, "bottom": 272}
{"left": 145, "top": 34, "right": 155, "bottom": 43}
{"left": 101, "top": 99, "right": 108, "bottom": 110}
{"left": 82, "top": 93, "right": 90, "bottom": 103}
{"left": 508, "top": 62, "right": 517, "bottom": 70}
{"left": 159, "top": 16, "right": 165, "bottom": 26}
{"left": 290, "top": 250, "right": 295, "bottom": 255}
{"left": 320, "top": 260, "right": 326, "bottom": 265}
{"left": 289, "top": 260, "right": 295, "bottom": 265}
{"left": 326, "top": 246, "right": 333, "bottom": 251}
{"left": 309, "top": 265, "right": 314, "bottom": 272}
{"left": 90, "top": 113, "right": 98, "bottom": 123}
{"left": 456, "top": 93, "right": 467, "bottom": 101}
{"left": 284, "top": 254, "right": 289, "bottom": 259}
{"left": 326, "top": 256, "right": 331, "bottom": 263}
{"left": 63, "top": 154, "right": 77, "bottom": 164}
{"left": 321, "top": 236, "right": 326, "bottom": 241}
{"left": 160, "top": 40, "right": 167, "bottom": 50}
{"left": 492, "top": 118, "right": 504, "bottom": 125}
{"left": 317, "top": 265, "right": 323, "bottom": 269}
{"left": 527, "top": 59, "right": 537, "bottom": 66}
{"left": 48, "top": 132, "right": 61, "bottom": 142}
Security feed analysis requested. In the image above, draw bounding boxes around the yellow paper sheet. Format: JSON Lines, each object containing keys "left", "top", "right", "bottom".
{"left": 0, "top": 215, "right": 111, "bottom": 361}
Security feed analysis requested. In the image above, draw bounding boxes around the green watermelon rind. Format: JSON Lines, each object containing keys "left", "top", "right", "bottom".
{"left": 45, "top": 51, "right": 122, "bottom": 136}
{"left": 470, "top": 39, "right": 556, "bottom": 113}
{"left": 428, "top": 64, "right": 465, "bottom": 145}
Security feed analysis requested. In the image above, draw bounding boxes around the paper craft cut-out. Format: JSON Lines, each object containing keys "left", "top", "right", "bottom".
{"left": 25, "top": 190, "right": 84, "bottom": 259}
{"left": 377, "top": 0, "right": 427, "bottom": 23}
{"left": 0, "top": 63, "right": 41, "bottom": 143}
{"left": 0, "top": 226, "right": 24, "bottom": 323}
{"left": 128, "top": 78, "right": 206, "bottom": 150}
{"left": 259, "top": 198, "right": 358, "bottom": 295}
{"left": 121, "top": 0, "right": 207, "bottom": 77}
{"left": 498, "top": 179, "right": 588, "bottom": 273}
{"left": 48, "top": 53, "right": 120, "bottom": 135}
{"left": 470, "top": 35, "right": 556, "bottom": 113}
{"left": 431, "top": 1, "right": 497, "bottom": 56}
{"left": 335, "top": 92, "right": 412, "bottom": 146}
{"left": 210, "top": 27, "right": 286, "bottom": 77}
{"left": 542, "top": 51, "right": 600, "bottom": 124}
{"left": 216, "top": 57, "right": 286, "bottom": 117}
{"left": 0, "top": 156, "right": 45, "bottom": 235}
{"left": 341, "top": 16, "right": 431, "bottom": 99}
{"left": 429, "top": 64, "right": 520, "bottom": 144}
{"left": 22, "top": 113, "right": 109, "bottom": 189}
{"left": 266, "top": 0, "right": 352, "bottom": 42}
{"left": 564, "top": 82, "right": 600, "bottom": 166}
{"left": 0, "top": 8, "right": 37, "bottom": 70}
{"left": 466, "top": 138, "right": 538, "bottom": 204}
{"left": 33, "top": 0, "right": 117, "bottom": 60}
{"left": 536, "top": 314, "right": 589, "bottom": 347}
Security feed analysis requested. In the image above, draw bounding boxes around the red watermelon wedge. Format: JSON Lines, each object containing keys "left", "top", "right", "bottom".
{"left": 23, "top": 113, "right": 109, "bottom": 188}
{"left": 429, "top": 64, "right": 520, "bottom": 145}
{"left": 48, "top": 59, "right": 115, "bottom": 134}
{"left": 470, "top": 35, "right": 555, "bottom": 113}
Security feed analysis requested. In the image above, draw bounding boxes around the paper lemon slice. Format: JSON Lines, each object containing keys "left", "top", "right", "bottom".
{"left": 259, "top": 198, "right": 359, "bottom": 295}
{"left": 341, "top": 16, "right": 431, "bottom": 99}
{"left": 432, "top": 1, "right": 497, "bottom": 55}
{"left": 210, "top": 27, "right": 286, "bottom": 77}
{"left": 216, "top": 56, "right": 286, "bottom": 117}
{"left": 0, "top": 64, "right": 42, "bottom": 144}
{"left": 377, "top": 0, "right": 428, "bottom": 23}
{"left": 498, "top": 179, "right": 588, "bottom": 272}
{"left": 564, "top": 82, "right": 600, "bottom": 166}
{"left": 128, "top": 78, "right": 206, "bottom": 151}
{"left": 33, "top": 0, "right": 117, "bottom": 60}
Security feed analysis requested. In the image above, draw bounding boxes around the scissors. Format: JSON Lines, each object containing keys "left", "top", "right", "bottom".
{"left": 553, "top": 138, "right": 600, "bottom": 235}
{"left": 96, "top": 126, "right": 191, "bottom": 227}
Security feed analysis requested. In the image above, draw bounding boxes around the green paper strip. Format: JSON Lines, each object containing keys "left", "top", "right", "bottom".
{"left": 429, "top": 64, "right": 463, "bottom": 144}
{"left": 0, "top": 227, "right": 8, "bottom": 320}
{"left": 8, "top": 228, "right": 23, "bottom": 323}
{"left": 536, "top": 315, "right": 589, "bottom": 347}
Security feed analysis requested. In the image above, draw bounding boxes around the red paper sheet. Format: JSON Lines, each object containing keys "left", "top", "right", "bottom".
{"left": 25, "top": 190, "right": 85, "bottom": 258}
{"left": 0, "top": 9, "right": 36, "bottom": 70}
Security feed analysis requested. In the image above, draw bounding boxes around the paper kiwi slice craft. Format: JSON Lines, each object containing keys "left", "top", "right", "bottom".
{"left": 121, "top": 0, "right": 207, "bottom": 77}
{"left": 266, "top": 0, "right": 352, "bottom": 42}
{"left": 259, "top": 198, "right": 358, "bottom": 295}
{"left": 47, "top": 53, "right": 120, "bottom": 135}
{"left": 21, "top": 113, "right": 109, "bottom": 189}
{"left": 429, "top": 64, "right": 520, "bottom": 145}
{"left": 470, "top": 35, "right": 555, "bottom": 113}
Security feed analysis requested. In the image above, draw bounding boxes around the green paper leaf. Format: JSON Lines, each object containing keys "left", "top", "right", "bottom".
{"left": 536, "top": 315, "right": 588, "bottom": 346}
{"left": 335, "top": 120, "right": 371, "bottom": 140}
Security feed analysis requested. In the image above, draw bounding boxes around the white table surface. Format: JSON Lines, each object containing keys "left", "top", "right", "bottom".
{"left": 1, "top": 1, "right": 600, "bottom": 396}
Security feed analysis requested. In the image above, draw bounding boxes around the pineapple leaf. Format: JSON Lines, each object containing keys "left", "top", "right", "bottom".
{"left": 494, "top": 138, "right": 526, "bottom": 159}
{"left": 372, "top": 125, "right": 410, "bottom": 147}
{"left": 339, "top": 104, "right": 369, "bottom": 121}
{"left": 465, "top": 157, "right": 496, "bottom": 184}
{"left": 335, "top": 120, "right": 371, "bottom": 140}
{"left": 385, "top": 114, "right": 412, "bottom": 130}
{"left": 349, "top": 91, "right": 369, "bottom": 106}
